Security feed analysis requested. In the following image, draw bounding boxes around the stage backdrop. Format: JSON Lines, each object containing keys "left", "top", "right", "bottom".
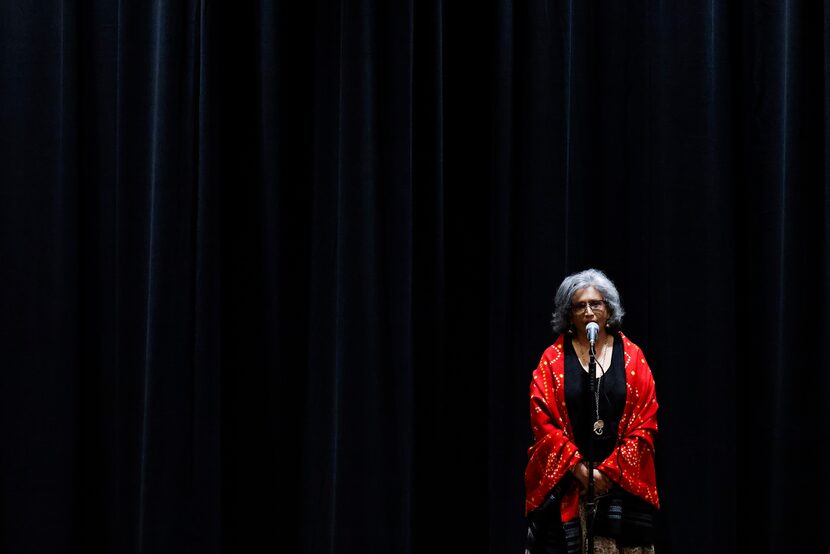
{"left": 1, "top": 1, "right": 828, "bottom": 553}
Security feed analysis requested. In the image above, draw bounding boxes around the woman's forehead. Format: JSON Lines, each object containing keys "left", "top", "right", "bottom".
{"left": 572, "top": 286, "right": 602, "bottom": 299}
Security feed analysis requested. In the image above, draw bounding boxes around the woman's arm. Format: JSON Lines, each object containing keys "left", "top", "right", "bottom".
{"left": 596, "top": 345, "right": 660, "bottom": 508}
{"left": 525, "top": 349, "right": 584, "bottom": 513}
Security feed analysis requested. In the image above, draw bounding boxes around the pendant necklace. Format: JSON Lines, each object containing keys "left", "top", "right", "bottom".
{"left": 590, "top": 339, "right": 608, "bottom": 436}
{"left": 575, "top": 336, "right": 608, "bottom": 436}
{"left": 593, "top": 377, "right": 604, "bottom": 435}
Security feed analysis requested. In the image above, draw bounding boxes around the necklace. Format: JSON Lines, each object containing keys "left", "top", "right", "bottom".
{"left": 573, "top": 335, "right": 610, "bottom": 375}
{"left": 571, "top": 336, "right": 609, "bottom": 436}
{"left": 593, "top": 377, "right": 604, "bottom": 436}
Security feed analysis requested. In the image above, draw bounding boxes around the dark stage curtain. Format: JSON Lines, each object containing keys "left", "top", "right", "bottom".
{"left": 1, "top": 1, "right": 828, "bottom": 553}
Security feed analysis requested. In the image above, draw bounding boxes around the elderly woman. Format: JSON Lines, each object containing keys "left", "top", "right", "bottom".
{"left": 524, "top": 269, "right": 659, "bottom": 554}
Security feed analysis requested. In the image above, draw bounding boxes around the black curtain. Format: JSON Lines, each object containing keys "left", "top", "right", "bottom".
{"left": 1, "top": 1, "right": 829, "bottom": 553}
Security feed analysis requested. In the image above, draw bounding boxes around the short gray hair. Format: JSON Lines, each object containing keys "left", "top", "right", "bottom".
{"left": 550, "top": 268, "right": 625, "bottom": 334}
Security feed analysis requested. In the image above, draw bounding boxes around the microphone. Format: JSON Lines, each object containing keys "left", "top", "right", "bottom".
{"left": 586, "top": 322, "right": 599, "bottom": 347}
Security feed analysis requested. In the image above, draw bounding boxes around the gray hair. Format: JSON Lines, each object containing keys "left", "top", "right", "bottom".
{"left": 550, "top": 268, "right": 625, "bottom": 334}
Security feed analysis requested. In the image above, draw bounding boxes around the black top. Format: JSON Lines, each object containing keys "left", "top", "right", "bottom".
{"left": 562, "top": 332, "right": 656, "bottom": 547}
{"left": 563, "top": 333, "right": 626, "bottom": 462}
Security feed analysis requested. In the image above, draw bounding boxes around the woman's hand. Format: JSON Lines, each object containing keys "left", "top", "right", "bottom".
{"left": 570, "top": 462, "right": 614, "bottom": 495}
{"left": 592, "top": 469, "right": 613, "bottom": 495}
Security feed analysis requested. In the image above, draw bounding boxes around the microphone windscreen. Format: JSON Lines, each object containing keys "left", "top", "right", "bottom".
{"left": 586, "top": 322, "right": 599, "bottom": 343}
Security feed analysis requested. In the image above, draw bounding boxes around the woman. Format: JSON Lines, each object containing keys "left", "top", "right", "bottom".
{"left": 524, "top": 269, "right": 659, "bottom": 554}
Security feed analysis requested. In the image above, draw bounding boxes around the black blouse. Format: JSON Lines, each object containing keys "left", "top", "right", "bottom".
{"left": 563, "top": 333, "right": 626, "bottom": 462}
{"left": 562, "top": 332, "right": 657, "bottom": 547}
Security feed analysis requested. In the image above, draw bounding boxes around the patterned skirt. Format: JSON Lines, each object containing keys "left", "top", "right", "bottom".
{"left": 525, "top": 492, "right": 656, "bottom": 554}
{"left": 578, "top": 499, "right": 655, "bottom": 554}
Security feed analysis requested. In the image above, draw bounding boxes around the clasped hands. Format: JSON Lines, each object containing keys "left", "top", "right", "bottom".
{"left": 570, "top": 460, "right": 613, "bottom": 496}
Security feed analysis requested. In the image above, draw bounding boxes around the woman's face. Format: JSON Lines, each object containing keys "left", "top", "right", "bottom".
{"left": 569, "top": 286, "right": 609, "bottom": 331}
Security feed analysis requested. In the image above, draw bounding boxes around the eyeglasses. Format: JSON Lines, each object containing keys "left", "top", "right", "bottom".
{"left": 571, "top": 299, "right": 606, "bottom": 313}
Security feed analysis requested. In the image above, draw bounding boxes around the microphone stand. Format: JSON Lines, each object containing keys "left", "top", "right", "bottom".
{"left": 586, "top": 340, "right": 597, "bottom": 554}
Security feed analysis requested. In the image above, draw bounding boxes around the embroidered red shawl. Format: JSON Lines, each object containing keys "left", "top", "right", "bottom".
{"left": 524, "top": 332, "right": 660, "bottom": 520}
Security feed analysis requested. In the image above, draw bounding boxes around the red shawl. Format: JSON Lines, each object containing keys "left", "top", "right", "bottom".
{"left": 524, "top": 332, "right": 659, "bottom": 520}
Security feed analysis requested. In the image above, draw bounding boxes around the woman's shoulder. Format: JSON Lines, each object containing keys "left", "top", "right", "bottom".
{"left": 532, "top": 336, "right": 566, "bottom": 372}
{"left": 617, "top": 332, "right": 656, "bottom": 382}
{"left": 540, "top": 335, "right": 566, "bottom": 358}
{"left": 617, "top": 331, "right": 642, "bottom": 354}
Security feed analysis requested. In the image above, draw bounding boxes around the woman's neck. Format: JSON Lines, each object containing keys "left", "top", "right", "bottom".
{"left": 572, "top": 329, "right": 613, "bottom": 375}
